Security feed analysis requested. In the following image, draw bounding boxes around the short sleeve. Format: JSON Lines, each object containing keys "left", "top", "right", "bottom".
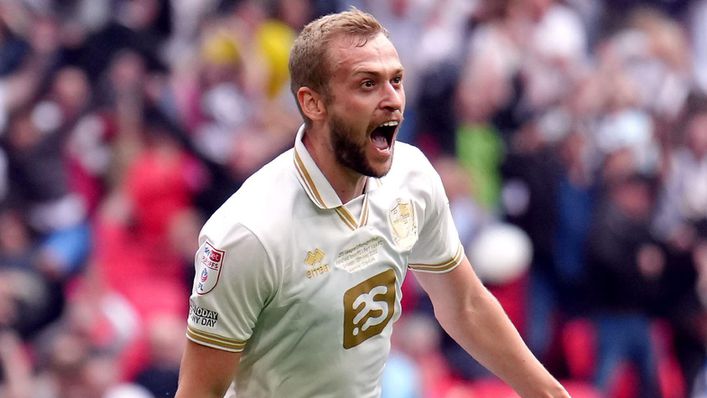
{"left": 408, "top": 158, "right": 464, "bottom": 273}
{"left": 186, "top": 224, "right": 277, "bottom": 352}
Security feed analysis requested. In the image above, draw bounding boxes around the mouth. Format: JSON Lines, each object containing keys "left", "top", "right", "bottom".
{"left": 370, "top": 120, "right": 399, "bottom": 151}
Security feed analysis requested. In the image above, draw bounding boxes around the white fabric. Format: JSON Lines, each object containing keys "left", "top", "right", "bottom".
{"left": 186, "top": 125, "right": 463, "bottom": 398}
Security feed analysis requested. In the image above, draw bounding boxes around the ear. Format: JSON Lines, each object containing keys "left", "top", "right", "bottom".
{"left": 297, "top": 87, "right": 326, "bottom": 122}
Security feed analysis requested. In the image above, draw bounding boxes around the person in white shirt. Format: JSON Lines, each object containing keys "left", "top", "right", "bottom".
{"left": 176, "top": 8, "right": 569, "bottom": 398}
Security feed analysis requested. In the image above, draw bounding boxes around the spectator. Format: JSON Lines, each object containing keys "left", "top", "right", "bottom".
{"left": 1, "top": 1, "right": 707, "bottom": 396}
{"left": 653, "top": 98, "right": 707, "bottom": 388}
{"left": 553, "top": 129, "right": 595, "bottom": 316}
{"left": 585, "top": 172, "right": 664, "bottom": 397}
{"left": 134, "top": 315, "right": 186, "bottom": 398}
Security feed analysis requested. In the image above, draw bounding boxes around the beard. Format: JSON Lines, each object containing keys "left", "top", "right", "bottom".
{"left": 329, "top": 113, "right": 392, "bottom": 178}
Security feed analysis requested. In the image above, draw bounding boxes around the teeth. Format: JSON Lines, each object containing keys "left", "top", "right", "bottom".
{"left": 379, "top": 121, "right": 399, "bottom": 127}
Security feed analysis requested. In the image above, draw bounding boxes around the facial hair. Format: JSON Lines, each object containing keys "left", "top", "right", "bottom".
{"left": 329, "top": 113, "right": 391, "bottom": 178}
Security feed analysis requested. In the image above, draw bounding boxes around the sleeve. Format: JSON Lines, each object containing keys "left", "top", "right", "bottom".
{"left": 408, "top": 153, "right": 464, "bottom": 273}
{"left": 186, "top": 224, "right": 277, "bottom": 352}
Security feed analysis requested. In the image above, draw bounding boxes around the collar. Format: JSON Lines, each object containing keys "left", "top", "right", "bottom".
{"left": 293, "top": 124, "right": 381, "bottom": 211}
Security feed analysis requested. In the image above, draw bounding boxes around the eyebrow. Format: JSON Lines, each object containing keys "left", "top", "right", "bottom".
{"left": 351, "top": 67, "right": 405, "bottom": 78}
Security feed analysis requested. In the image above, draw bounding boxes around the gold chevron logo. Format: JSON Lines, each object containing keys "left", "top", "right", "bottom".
{"left": 305, "top": 248, "right": 326, "bottom": 267}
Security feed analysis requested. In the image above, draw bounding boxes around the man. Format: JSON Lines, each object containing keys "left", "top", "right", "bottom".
{"left": 176, "top": 9, "right": 570, "bottom": 398}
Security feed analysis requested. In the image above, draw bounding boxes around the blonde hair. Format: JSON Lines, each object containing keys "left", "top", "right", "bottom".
{"left": 289, "top": 8, "right": 388, "bottom": 123}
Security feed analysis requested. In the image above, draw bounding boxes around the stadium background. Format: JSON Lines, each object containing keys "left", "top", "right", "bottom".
{"left": 0, "top": 0, "right": 706, "bottom": 397}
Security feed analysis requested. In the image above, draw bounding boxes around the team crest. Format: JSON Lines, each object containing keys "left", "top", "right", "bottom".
{"left": 388, "top": 199, "right": 417, "bottom": 250}
{"left": 196, "top": 241, "right": 225, "bottom": 295}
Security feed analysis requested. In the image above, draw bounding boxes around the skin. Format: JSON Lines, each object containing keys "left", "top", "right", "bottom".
{"left": 415, "top": 261, "right": 571, "bottom": 397}
{"left": 298, "top": 32, "right": 404, "bottom": 203}
{"left": 176, "top": 31, "right": 570, "bottom": 398}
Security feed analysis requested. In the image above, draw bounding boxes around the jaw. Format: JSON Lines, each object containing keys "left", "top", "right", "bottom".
{"left": 324, "top": 112, "right": 401, "bottom": 178}
{"left": 364, "top": 140, "right": 395, "bottom": 176}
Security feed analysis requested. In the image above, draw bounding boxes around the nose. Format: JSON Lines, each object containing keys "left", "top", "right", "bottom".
{"left": 380, "top": 82, "right": 404, "bottom": 113}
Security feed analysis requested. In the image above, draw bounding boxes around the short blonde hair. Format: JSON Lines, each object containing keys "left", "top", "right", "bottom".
{"left": 289, "top": 8, "right": 388, "bottom": 122}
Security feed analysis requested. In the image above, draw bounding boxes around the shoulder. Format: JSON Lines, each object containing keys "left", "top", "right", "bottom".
{"left": 392, "top": 141, "right": 429, "bottom": 163}
{"left": 389, "top": 142, "right": 437, "bottom": 176}
{"left": 387, "top": 142, "right": 440, "bottom": 188}
{"left": 201, "top": 149, "right": 298, "bottom": 247}
{"left": 382, "top": 142, "right": 451, "bottom": 214}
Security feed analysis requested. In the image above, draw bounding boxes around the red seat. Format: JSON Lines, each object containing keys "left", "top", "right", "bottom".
{"left": 469, "top": 379, "right": 519, "bottom": 398}
{"left": 562, "top": 380, "right": 605, "bottom": 398}
{"left": 561, "top": 318, "right": 685, "bottom": 398}
{"left": 562, "top": 318, "right": 597, "bottom": 380}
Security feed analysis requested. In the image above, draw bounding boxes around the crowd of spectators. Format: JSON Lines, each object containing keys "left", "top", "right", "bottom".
{"left": 0, "top": 0, "right": 705, "bottom": 397}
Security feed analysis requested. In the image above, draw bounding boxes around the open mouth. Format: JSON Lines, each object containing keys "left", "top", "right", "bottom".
{"left": 370, "top": 121, "right": 399, "bottom": 151}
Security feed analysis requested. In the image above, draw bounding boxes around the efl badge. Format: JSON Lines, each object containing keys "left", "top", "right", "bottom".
{"left": 196, "top": 241, "right": 225, "bottom": 295}
{"left": 388, "top": 199, "right": 417, "bottom": 250}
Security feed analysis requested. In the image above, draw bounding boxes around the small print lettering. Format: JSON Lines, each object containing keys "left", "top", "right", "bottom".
{"left": 335, "top": 237, "right": 384, "bottom": 273}
{"left": 201, "top": 258, "right": 221, "bottom": 271}
{"left": 189, "top": 303, "right": 219, "bottom": 328}
{"left": 306, "top": 263, "right": 330, "bottom": 279}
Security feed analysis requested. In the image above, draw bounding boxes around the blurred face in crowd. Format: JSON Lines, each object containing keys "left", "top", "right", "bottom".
{"left": 122, "top": 0, "right": 160, "bottom": 29}
{"left": 322, "top": 32, "right": 405, "bottom": 178}
{"left": 7, "top": 111, "right": 40, "bottom": 150}
{"left": 613, "top": 178, "right": 654, "bottom": 221}
{"left": 277, "top": 0, "right": 312, "bottom": 30}
{"left": 687, "top": 112, "right": 707, "bottom": 159}
{"left": 52, "top": 67, "right": 90, "bottom": 116}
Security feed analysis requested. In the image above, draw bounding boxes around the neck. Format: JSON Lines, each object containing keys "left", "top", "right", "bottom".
{"left": 303, "top": 128, "right": 367, "bottom": 204}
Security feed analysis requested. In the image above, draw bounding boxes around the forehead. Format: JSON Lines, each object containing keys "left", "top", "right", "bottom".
{"left": 328, "top": 33, "right": 403, "bottom": 76}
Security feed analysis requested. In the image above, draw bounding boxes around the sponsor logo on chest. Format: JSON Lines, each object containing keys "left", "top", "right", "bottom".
{"left": 342, "top": 269, "right": 397, "bottom": 349}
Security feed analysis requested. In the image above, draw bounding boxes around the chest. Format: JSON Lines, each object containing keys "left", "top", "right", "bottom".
{"left": 287, "top": 191, "right": 420, "bottom": 284}
{"left": 265, "top": 193, "right": 422, "bottom": 348}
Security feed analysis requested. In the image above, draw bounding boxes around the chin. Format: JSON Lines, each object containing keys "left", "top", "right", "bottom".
{"left": 370, "top": 159, "right": 394, "bottom": 178}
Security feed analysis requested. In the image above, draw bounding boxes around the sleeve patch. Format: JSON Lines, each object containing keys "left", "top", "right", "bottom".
{"left": 189, "top": 302, "right": 220, "bottom": 328}
{"left": 196, "top": 241, "right": 225, "bottom": 295}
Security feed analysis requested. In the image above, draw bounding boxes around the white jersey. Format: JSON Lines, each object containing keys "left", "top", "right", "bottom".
{"left": 186, "top": 126, "right": 463, "bottom": 398}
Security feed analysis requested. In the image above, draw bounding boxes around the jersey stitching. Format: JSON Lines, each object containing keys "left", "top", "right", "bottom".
{"left": 335, "top": 207, "right": 357, "bottom": 230}
{"left": 294, "top": 151, "right": 327, "bottom": 208}
{"left": 187, "top": 326, "right": 246, "bottom": 351}
{"left": 408, "top": 245, "right": 463, "bottom": 272}
{"left": 359, "top": 195, "right": 370, "bottom": 226}
{"left": 336, "top": 193, "right": 370, "bottom": 230}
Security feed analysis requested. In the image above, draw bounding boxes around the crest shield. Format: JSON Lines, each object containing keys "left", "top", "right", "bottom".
{"left": 388, "top": 199, "right": 418, "bottom": 250}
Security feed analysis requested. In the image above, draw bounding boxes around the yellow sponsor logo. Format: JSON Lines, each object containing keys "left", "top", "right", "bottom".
{"left": 342, "top": 269, "right": 396, "bottom": 349}
{"left": 305, "top": 248, "right": 330, "bottom": 279}
{"left": 305, "top": 248, "right": 325, "bottom": 266}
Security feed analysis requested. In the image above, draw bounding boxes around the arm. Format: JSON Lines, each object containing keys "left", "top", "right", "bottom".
{"left": 177, "top": 224, "right": 277, "bottom": 397}
{"left": 414, "top": 257, "right": 569, "bottom": 398}
{"left": 0, "top": 329, "right": 32, "bottom": 398}
{"left": 176, "top": 340, "right": 241, "bottom": 398}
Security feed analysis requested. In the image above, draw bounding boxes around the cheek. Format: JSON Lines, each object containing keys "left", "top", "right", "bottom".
{"left": 330, "top": 104, "right": 371, "bottom": 129}
{"left": 333, "top": 92, "right": 372, "bottom": 114}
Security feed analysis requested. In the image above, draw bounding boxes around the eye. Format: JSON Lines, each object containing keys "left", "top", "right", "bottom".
{"left": 391, "top": 75, "right": 402, "bottom": 85}
{"left": 361, "top": 80, "right": 375, "bottom": 89}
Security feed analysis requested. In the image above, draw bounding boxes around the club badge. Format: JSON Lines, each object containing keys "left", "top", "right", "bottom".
{"left": 196, "top": 241, "right": 225, "bottom": 295}
{"left": 388, "top": 199, "right": 417, "bottom": 250}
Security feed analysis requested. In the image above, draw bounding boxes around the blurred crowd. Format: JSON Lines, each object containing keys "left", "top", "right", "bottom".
{"left": 0, "top": 0, "right": 705, "bottom": 397}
